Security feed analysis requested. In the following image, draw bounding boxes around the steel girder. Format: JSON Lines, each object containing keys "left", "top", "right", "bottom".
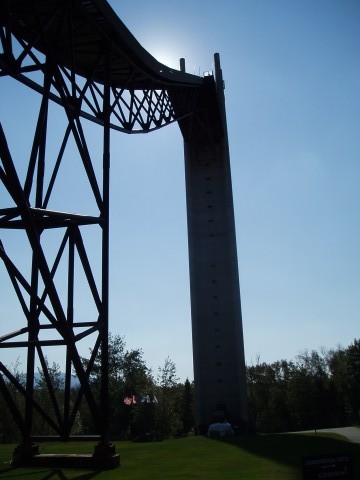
{"left": 0, "top": 41, "right": 111, "bottom": 456}
{"left": 0, "top": 0, "right": 211, "bottom": 135}
{"left": 0, "top": 0, "right": 135, "bottom": 452}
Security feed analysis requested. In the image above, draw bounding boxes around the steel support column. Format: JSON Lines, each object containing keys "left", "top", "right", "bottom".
{"left": 0, "top": 1, "right": 121, "bottom": 466}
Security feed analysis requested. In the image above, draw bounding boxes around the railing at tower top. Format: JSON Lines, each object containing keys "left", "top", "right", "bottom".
{"left": 0, "top": 0, "right": 224, "bottom": 140}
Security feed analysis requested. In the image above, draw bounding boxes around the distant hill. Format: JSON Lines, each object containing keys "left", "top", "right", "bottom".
{"left": 7, "top": 372, "right": 81, "bottom": 388}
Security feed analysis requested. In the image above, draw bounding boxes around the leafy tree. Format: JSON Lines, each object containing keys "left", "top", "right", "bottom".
{"left": 246, "top": 341, "right": 360, "bottom": 434}
{"left": 344, "top": 339, "right": 360, "bottom": 423}
{"left": 0, "top": 359, "right": 24, "bottom": 443}
{"left": 180, "top": 378, "right": 194, "bottom": 433}
{"left": 33, "top": 360, "right": 64, "bottom": 436}
{"left": 247, "top": 360, "right": 277, "bottom": 432}
{"left": 155, "top": 357, "right": 181, "bottom": 436}
{"left": 80, "top": 333, "right": 153, "bottom": 439}
{"left": 292, "top": 350, "right": 329, "bottom": 430}
{"left": 326, "top": 346, "right": 349, "bottom": 425}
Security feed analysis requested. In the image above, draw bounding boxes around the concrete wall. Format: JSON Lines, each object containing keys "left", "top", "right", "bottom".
{"left": 184, "top": 132, "right": 248, "bottom": 428}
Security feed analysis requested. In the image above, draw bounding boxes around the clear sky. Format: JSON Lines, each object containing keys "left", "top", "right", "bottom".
{"left": 1, "top": 1, "right": 359, "bottom": 382}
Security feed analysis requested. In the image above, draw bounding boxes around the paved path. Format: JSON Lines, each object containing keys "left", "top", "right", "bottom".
{"left": 293, "top": 427, "right": 360, "bottom": 444}
{"left": 316, "top": 427, "right": 360, "bottom": 444}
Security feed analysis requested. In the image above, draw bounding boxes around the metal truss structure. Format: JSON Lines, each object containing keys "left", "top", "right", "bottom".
{"left": 0, "top": 0, "right": 246, "bottom": 468}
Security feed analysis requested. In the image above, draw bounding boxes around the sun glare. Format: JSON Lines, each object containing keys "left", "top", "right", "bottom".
{"left": 149, "top": 46, "right": 182, "bottom": 70}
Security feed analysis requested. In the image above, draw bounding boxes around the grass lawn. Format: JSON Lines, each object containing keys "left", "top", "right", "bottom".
{"left": 0, "top": 433, "right": 359, "bottom": 479}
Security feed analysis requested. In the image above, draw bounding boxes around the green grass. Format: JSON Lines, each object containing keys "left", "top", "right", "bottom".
{"left": 0, "top": 433, "right": 359, "bottom": 479}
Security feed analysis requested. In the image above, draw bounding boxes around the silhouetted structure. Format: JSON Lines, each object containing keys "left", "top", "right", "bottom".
{"left": 180, "top": 55, "right": 248, "bottom": 430}
{"left": 0, "top": 0, "right": 247, "bottom": 466}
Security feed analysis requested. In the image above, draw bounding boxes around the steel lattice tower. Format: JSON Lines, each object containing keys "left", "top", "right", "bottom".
{"left": 0, "top": 0, "right": 248, "bottom": 467}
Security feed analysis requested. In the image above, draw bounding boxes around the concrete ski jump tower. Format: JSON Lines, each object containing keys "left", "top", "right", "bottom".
{"left": 180, "top": 55, "right": 248, "bottom": 430}
{"left": 0, "top": 0, "right": 248, "bottom": 466}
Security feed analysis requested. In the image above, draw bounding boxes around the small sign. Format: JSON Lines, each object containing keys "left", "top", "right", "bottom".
{"left": 302, "top": 453, "right": 354, "bottom": 479}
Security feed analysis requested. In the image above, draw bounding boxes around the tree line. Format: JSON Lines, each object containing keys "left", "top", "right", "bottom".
{"left": 247, "top": 339, "right": 360, "bottom": 433}
{"left": 0, "top": 334, "right": 194, "bottom": 443}
{"left": 0, "top": 336, "right": 359, "bottom": 442}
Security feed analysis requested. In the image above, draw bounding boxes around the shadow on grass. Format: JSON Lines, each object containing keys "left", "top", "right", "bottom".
{"left": 0, "top": 444, "right": 109, "bottom": 480}
{"left": 0, "top": 468, "right": 102, "bottom": 480}
{"left": 34, "top": 471, "right": 100, "bottom": 480}
{"left": 0, "top": 434, "right": 359, "bottom": 480}
{"left": 218, "top": 432, "right": 360, "bottom": 473}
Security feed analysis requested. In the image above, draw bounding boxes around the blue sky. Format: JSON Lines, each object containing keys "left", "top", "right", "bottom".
{"left": 108, "top": 0, "right": 360, "bottom": 378}
{"left": 1, "top": 1, "right": 359, "bottom": 381}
